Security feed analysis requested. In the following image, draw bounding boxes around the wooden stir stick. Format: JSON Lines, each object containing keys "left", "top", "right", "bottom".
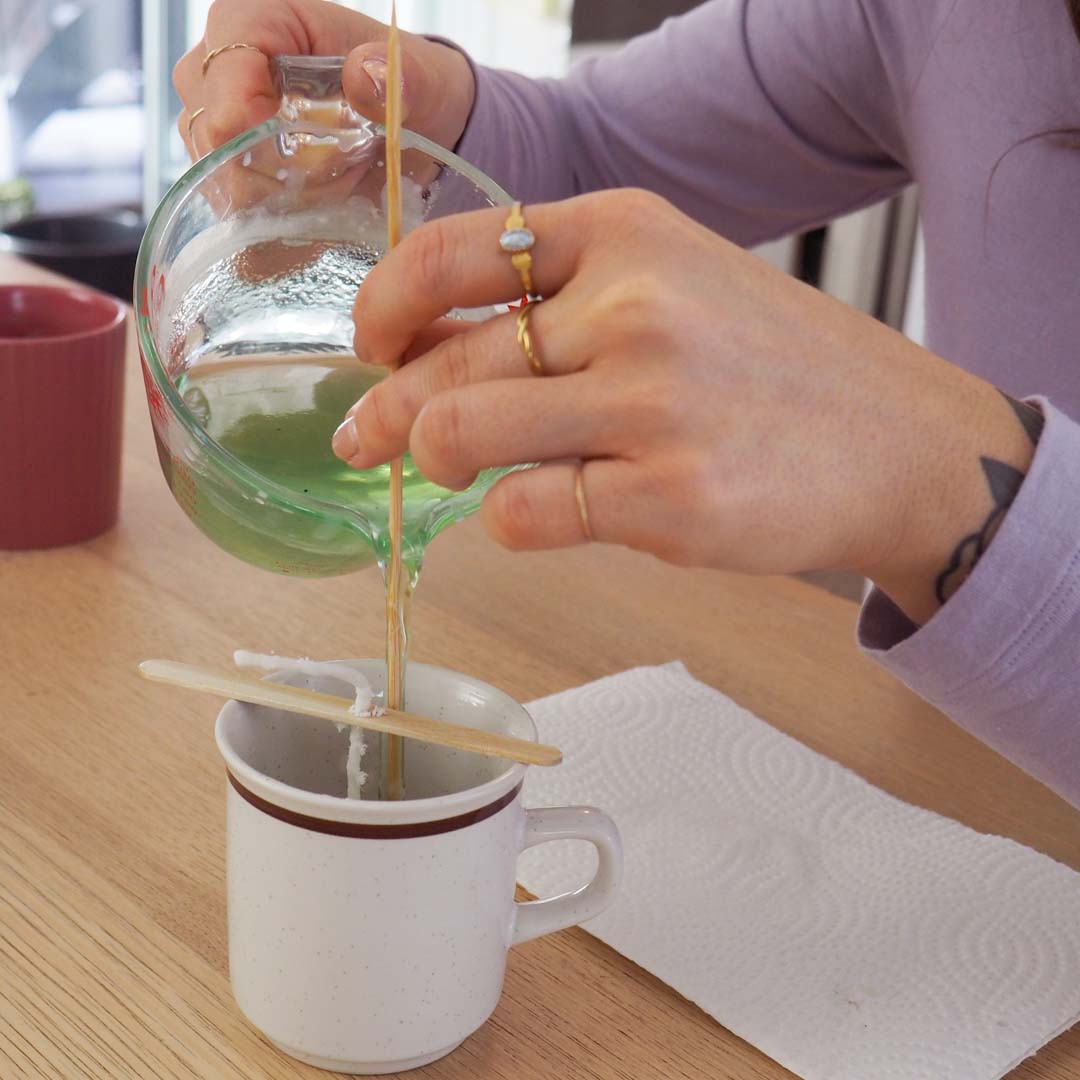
{"left": 383, "top": 3, "right": 407, "bottom": 801}
{"left": 138, "top": 660, "right": 562, "bottom": 768}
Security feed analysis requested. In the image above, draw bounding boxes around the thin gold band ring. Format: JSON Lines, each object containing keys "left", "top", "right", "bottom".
{"left": 187, "top": 107, "right": 206, "bottom": 140}
{"left": 575, "top": 464, "right": 594, "bottom": 543}
{"left": 202, "top": 42, "right": 265, "bottom": 76}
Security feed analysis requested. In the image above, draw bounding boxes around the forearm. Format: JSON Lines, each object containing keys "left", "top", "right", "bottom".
{"left": 867, "top": 391, "right": 1044, "bottom": 625}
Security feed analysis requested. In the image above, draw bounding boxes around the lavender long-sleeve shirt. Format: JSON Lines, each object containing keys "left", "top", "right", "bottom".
{"left": 452, "top": 0, "right": 1080, "bottom": 807}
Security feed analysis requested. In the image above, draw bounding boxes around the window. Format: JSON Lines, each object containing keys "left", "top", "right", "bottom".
{"left": 1, "top": 0, "right": 142, "bottom": 214}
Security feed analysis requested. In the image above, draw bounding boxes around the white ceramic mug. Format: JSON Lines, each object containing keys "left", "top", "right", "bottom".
{"left": 215, "top": 660, "right": 622, "bottom": 1075}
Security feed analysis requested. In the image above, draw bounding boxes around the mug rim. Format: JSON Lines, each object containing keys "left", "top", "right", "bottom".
{"left": 0, "top": 284, "right": 126, "bottom": 346}
{"left": 215, "top": 659, "right": 534, "bottom": 827}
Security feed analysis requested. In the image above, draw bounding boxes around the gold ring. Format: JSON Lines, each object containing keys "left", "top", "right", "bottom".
{"left": 499, "top": 201, "right": 535, "bottom": 297}
{"left": 202, "top": 42, "right": 265, "bottom": 76}
{"left": 574, "top": 464, "right": 594, "bottom": 542}
{"left": 187, "top": 107, "right": 206, "bottom": 140}
{"left": 516, "top": 301, "right": 545, "bottom": 376}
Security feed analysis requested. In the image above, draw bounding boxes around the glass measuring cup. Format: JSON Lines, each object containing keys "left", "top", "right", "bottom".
{"left": 135, "top": 56, "right": 515, "bottom": 578}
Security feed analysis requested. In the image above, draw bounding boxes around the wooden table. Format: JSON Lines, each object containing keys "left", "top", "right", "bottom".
{"left": 2, "top": 254, "right": 1078, "bottom": 1080}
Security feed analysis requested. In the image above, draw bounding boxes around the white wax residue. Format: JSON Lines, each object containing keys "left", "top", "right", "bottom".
{"left": 345, "top": 727, "right": 367, "bottom": 798}
{"left": 233, "top": 650, "right": 375, "bottom": 797}
{"left": 234, "top": 650, "right": 373, "bottom": 713}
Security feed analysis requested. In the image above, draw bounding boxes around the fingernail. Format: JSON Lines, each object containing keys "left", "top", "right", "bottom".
{"left": 332, "top": 416, "right": 359, "bottom": 461}
{"left": 361, "top": 58, "right": 387, "bottom": 101}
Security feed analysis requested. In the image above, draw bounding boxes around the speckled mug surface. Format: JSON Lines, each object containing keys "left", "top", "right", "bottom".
{"left": 215, "top": 661, "right": 622, "bottom": 1075}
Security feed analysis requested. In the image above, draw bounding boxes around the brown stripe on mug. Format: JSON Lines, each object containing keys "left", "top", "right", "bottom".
{"left": 227, "top": 771, "right": 523, "bottom": 838}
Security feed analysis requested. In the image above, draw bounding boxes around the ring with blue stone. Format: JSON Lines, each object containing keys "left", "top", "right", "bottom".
{"left": 499, "top": 201, "right": 536, "bottom": 296}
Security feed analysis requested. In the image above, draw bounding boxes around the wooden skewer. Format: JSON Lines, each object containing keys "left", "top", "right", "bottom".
{"left": 138, "top": 659, "right": 562, "bottom": 768}
{"left": 383, "top": 1, "right": 407, "bottom": 801}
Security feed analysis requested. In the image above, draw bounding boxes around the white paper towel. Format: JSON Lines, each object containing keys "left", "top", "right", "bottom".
{"left": 520, "top": 663, "right": 1080, "bottom": 1080}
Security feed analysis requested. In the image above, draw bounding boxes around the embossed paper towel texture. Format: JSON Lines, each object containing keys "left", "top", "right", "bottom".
{"left": 519, "top": 663, "right": 1080, "bottom": 1080}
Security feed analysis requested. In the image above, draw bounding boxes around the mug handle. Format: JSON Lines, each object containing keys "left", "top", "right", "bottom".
{"left": 512, "top": 806, "right": 622, "bottom": 946}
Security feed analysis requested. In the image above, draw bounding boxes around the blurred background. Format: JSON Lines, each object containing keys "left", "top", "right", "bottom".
{"left": 0, "top": 0, "right": 924, "bottom": 342}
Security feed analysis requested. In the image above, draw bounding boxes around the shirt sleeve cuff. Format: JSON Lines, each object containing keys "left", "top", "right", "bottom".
{"left": 857, "top": 397, "right": 1080, "bottom": 805}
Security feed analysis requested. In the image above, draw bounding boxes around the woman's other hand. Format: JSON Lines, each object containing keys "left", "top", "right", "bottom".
{"left": 173, "top": 0, "right": 475, "bottom": 161}
{"left": 334, "top": 189, "right": 1038, "bottom": 624}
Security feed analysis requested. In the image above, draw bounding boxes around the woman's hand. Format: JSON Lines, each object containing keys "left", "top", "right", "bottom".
{"left": 173, "top": 0, "right": 475, "bottom": 161}
{"left": 332, "top": 189, "right": 1039, "bottom": 623}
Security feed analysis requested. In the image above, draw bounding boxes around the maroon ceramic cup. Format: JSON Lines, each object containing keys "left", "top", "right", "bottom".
{"left": 0, "top": 284, "right": 127, "bottom": 549}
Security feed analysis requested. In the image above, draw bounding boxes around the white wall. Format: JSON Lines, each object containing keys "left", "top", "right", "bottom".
{"left": 311, "top": 1, "right": 570, "bottom": 76}
{"left": 185, "top": 0, "right": 571, "bottom": 66}
{"left": 903, "top": 227, "right": 927, "bottom": 346}
{"left": 183, "top": 1, "right": 571, "bottom": 74}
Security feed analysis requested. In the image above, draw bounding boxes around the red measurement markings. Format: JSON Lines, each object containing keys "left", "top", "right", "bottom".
{"left": 140, "top": 354, "right": 170, "bottom": 430}
{"left": 271, "top": 555, "right": 348, "bottom": 576}
{"left": 149, "top": 265, "right": 166, "bottom": 319}
{"left": 169, "top": 454, "right": 199, "bottom": 519}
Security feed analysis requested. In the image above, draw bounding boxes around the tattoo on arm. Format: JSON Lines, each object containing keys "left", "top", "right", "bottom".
{"left": 934, "top": 459, "right": 1023, "bottom": 604}
{"left": 1001, "top": 391, "right": 1045, "bottom": 445}
{"left": 934, "top": 393, "right": 1044, "bottom": 606}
